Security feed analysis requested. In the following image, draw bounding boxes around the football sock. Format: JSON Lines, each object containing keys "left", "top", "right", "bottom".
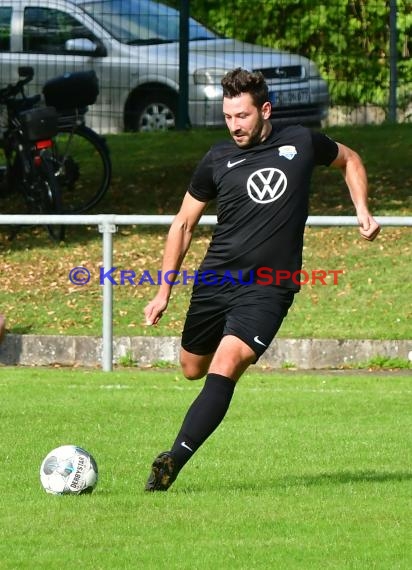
{"left": 170, "top": 373, "right": 236, "bottom": 470}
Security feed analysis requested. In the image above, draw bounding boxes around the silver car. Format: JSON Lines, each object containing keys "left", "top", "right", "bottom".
{"left": 0, "top": 0, "right": 329, "bottom": 132}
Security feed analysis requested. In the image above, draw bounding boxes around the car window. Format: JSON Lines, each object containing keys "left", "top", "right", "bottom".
{"left": 0, "top": 7, "right": 12, "bottom": 52}
{"left": 80, "top": 0, "right": 216, "bottom": 44}
{"left": 23, "top": 7, "right": 96, "bottom": 54}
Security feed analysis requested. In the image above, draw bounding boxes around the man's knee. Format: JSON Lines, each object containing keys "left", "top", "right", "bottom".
{"left": 180, "top": 350, "right": 212, "bottom": 380}
{"left": 208, "top": 335, "right": 257, "bottom": 381}
{"left": 181, "top": 365, "right": 204, "bottom": 381}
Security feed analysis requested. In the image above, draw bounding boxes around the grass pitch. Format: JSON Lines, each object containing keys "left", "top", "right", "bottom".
{"left": 0, "top": 367, "right": 411, "bottom": 569}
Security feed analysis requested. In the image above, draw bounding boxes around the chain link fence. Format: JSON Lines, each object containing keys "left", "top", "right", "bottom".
{"left": 0, "top": 0, "right": 410, "bottom": 132}
{"left": 182, "top": 0, "right": 411, "bottom": 126}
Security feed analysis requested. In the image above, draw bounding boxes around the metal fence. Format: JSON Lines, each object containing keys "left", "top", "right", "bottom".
{"left": 179, "top": 0, "right": 412, "bottom": 127}
{"left": 0, "top": 0, "right": 410, "bottom": 134}
{"left": 0, "top": 213, "right": 411, "bottom": 371}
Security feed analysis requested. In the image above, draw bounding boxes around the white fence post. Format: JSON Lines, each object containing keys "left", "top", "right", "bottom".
{"left": 99, "top": 221, "right": 117, "bottom": 371}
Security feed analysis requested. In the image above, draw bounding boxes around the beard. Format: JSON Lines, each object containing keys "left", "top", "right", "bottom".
{"left": 232, "top": 113, "right": 266, "bottom": 148}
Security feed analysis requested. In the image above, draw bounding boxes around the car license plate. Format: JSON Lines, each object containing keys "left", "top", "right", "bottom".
{"left": 269, "top": 89, "right": 310, "bottom": 106}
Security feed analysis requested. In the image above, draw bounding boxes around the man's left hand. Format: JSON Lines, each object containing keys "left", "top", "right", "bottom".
{"left": 357, "top": 212, "right": 381, "bottom": 241}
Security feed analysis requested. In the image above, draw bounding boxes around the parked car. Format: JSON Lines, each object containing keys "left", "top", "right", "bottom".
{"left": 0, "top": 0, "right": 329, "bottom": 132}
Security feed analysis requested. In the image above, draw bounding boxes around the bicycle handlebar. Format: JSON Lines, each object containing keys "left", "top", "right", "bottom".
{"left": 0, "top": 68, "right": 34, "bottom": 104}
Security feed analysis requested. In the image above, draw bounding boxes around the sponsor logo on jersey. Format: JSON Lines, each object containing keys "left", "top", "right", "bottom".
{"left": 227, "top": 158, "right": 246, "bottom": 168}
{"left": 279, "top": 145, "right": 297, "bottom": 160}
{"left": 253, "top": 335, "right": 267, "bottom": 347}
{"left": 247, "top": 168, "right": 287, "bottom": 204}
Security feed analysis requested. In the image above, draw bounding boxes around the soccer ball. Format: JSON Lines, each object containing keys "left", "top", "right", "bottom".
{"left": 40, "top": 445, "right": 98, "bottom": 495}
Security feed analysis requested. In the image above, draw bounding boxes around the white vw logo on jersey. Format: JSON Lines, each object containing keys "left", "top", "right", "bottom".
{"left": 247, "top": 168, "right": 287, "bottom": 204}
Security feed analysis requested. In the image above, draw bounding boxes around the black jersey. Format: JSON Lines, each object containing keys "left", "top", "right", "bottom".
{"left": 188, "top": 125, "right": 338, "bottom": 291}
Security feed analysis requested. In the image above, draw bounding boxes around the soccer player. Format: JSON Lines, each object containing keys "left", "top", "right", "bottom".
{"left": 143, "top": 68, "right": 380, "bottom": 491}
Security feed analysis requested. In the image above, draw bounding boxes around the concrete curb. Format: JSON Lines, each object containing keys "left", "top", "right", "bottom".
{"left": 0, "top": 334, "right": 411, "bottom": 370}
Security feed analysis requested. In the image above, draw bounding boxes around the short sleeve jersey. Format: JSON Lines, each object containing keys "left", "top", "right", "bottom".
{"left": 188, "top": 125, "right": 338, "bottom": 291}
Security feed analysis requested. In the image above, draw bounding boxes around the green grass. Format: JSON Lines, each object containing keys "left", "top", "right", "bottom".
{"left": 357, "top": 356, "right": 412, "bottom": 370}
{"left": 101, "top": 123, "right": 412, "bottom": 216}
{"left": 0, "top": 124, "right": 411, "bottom": 339}
{"left": 0, "top": 367, "right": 411, "bottom": 569}
{"left": 1, "top": 225, "right": 410, "bottom": 339}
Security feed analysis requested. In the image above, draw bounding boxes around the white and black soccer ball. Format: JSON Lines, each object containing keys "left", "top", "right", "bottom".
{"left": 40, "top": 445, "right": 98, "bottom": 495}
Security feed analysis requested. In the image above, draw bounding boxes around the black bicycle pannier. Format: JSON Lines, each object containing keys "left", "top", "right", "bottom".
{"left": 19, "top": 106, "right": 58, "bottom": 141}
{"left": 42, "top": 70, "right": 99, "bottom": 111}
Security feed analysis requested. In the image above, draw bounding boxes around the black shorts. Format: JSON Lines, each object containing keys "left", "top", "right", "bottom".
{"left": 181, "top": 282, "right": 295, "bottom": 360}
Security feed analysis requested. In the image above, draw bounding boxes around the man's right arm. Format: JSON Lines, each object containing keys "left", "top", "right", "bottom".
{"left": 144, "top": 191, "right": 208, "bottom": 326}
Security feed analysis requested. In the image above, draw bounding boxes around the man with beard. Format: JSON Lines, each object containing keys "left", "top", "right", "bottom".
{"left": 143, "top": 67, "right": 380, "bottom": 491}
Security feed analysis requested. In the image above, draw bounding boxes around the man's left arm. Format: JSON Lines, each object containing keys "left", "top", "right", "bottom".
{"left": 331, "top": 142, "right": 381, "bottom": 241}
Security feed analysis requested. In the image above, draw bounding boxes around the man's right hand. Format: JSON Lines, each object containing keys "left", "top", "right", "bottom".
{"left": 144, "top": 295, "right": 169, "bottom": 326}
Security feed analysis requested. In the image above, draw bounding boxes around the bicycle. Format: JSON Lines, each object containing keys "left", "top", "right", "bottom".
{"left": 0, "top": 67, "right": 112, "bottom": 241}
{"left": 43, "top": 71, "right": 112, "bottom": 215}
{"left": 0, "top": 66, "right": 63, "bottom": 241}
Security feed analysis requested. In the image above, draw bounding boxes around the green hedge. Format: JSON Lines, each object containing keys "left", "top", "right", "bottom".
{"left": 170, "top": 0, "right": 412, "bottom": 110}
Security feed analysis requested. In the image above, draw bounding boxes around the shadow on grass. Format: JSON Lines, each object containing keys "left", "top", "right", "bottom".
{"left": 0, "top": 223, "right": 171, "bottom": 250}
{"left": 277, "top": 470, "right": 412, "bottom": 487}
{"left": 176, "top": 470, "right": 412, "bottom": 494}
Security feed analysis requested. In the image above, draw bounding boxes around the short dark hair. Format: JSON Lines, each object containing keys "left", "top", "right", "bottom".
{"left": 221, "top": 68, "right": 269, "bottom": 108}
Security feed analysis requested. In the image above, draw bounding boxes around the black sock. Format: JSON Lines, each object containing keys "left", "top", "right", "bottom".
{"left": 170, "top": 373, "right": 236, "bottom": 470}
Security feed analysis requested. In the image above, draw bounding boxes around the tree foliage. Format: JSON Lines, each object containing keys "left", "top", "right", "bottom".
{"left": 170, "top": 0, "right": 411, "bottom": 110}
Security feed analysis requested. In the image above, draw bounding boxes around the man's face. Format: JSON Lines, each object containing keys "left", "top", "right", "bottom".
{"left": 223, "top": 92, "right": 272, "bottom": 148}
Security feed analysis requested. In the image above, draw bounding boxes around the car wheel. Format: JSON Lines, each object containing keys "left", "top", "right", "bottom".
{"left": 127, "top": 90, "right": 178, "bottom": 132}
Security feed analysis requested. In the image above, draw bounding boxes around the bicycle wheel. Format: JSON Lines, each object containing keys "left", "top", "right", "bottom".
{"left": 34, "top": 152, "right": 65, "bottom": 242}
{"left": 52, "top": 124, "right": 111, "bottom": 214}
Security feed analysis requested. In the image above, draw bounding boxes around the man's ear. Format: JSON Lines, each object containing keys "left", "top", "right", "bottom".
{"left": 262, "top": 101, "right": 272, "bottom": 119}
